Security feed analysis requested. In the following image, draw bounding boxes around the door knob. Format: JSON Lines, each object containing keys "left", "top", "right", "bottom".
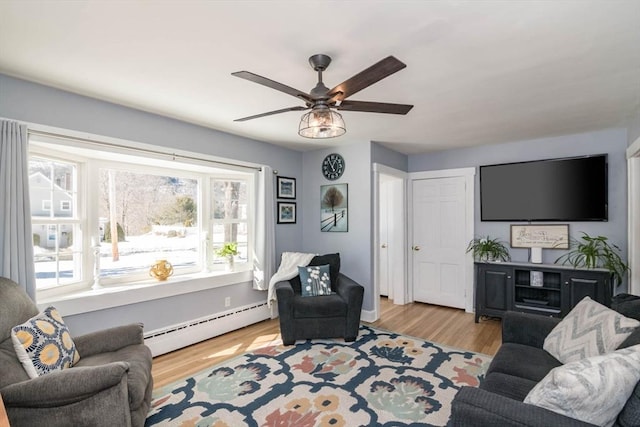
{"left": 381, "top": 243, "right": 387, "bottom": 248}
{"left": 412, "top": 245, "right": 421, "bottom": 251}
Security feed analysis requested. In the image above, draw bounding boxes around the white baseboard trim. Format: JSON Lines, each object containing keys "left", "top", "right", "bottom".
{"left": 361, "top": 309, "right": 376, "bottom": 323}
{"left": 144, "top": 301, "right": 271, "bottom": 357}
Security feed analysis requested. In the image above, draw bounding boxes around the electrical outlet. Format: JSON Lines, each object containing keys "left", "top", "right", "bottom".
{"left": 224, "top": 297, "right": 231, "bottom": 307}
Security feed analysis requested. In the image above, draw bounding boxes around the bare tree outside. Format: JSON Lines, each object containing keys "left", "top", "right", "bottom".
{"left": 213, "top": 181, "right": 243, "bottom": 243}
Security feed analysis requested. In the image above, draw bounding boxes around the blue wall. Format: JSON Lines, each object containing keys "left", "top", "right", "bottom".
{"left": 1, "top": 71, "right": 634, "bottom": 332}
{"left": 0, "top": 74, "right": 304, "bottom": 334}
{"left": 372, "top": 142, "right": 408, "bottom": 172}
{"left": 301, "top": 142, "right": 375, "bottom": 310}
{"left": 409, "top": 128, "right": 629, "bottom": 290}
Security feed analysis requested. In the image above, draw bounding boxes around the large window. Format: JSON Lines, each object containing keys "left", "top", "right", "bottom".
{"left": 30, "top": 157, "right": 81, "bottom": 288}
{"left": 210, "top": 178, "right": 249, "bottom": 263}
{"left": 97, "top": 168, "right": 200, "bottom": 282}
{"left": 30, "top": 141, "right": 254, "bottom": 293}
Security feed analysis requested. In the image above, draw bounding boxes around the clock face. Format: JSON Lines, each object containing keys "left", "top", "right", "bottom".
{"left": 322, "top": 153, "right": 345, "bottom": 180}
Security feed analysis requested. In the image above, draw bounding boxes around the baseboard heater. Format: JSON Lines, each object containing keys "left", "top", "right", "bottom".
{"left": 143, "top": 301, "right": 271, "bottom": 357}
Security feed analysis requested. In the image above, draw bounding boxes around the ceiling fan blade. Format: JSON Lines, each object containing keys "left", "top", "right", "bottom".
{"left": 328, "top": 56, "right": 407, "bottom": 102}
{"left": 336, "top": 100, "right": 413, "bottom": 115}
{"left": 232, "top": 71, "right": 313, "bottom": 103}
{"left": 234, "top": 106, "right": 309, "bottom": 122}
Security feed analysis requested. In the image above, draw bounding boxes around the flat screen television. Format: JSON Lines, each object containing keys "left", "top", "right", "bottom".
{"left": 480, "top": 154, "right": 608, "bottom": 221}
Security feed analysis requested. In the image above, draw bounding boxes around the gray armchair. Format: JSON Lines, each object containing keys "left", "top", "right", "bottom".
{"left": 0, "top": 277, "right": 153, "bottom": 427}
{"left": 275, "top": 253, "right": 364, "bottom": 345}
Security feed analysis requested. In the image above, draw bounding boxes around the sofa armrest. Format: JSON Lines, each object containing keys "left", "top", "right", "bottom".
{"left": 450, "top": 387, "right": 597, "bottom": 427}
{"left": 74, "top": 323, "right": 144, "bottom": 357}
{"left": 0, "top": 362, "right": 129, "bottom": 408}
{"left": 501, "top": 311, "right": 560, "bottom": 348}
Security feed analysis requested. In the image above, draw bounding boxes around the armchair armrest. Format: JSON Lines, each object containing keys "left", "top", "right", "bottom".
{"left": 274, "top": 281, "right": 295, "bottom": 312}
{"left": 501, "top": 311, "right": 560, "bottom": 348}
{"left": 0, "top": 362, "right": 129, "bottom": 408}
{"left": 74, "top": 323, "right": 144, "bottom": 357}
{"left": 334, "top": 273, "right": 364, "bottom": 304}
{"left": 275, "top": 281, "right": 296, "bottom": 344}
{"left": 335, "top": 273, "right": 364, "bottom": 340}
{"left": 450, "top": 387, "right": 597, "bottom": 427}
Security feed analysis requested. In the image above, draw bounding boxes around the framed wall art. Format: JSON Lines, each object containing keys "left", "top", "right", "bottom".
{"left": 277, "top": 202, "right": 296, "bottom": 224}
{"left": 510, "top": 224, "right": 569, "bottom": 249}
{"left": 276, "top": 176, "right": 296, "bottom": 199}
{"left": 320, "top": 183, "right": 348, "bottom": 232}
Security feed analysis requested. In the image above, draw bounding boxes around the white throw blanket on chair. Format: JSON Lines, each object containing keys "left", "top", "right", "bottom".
{"left": 267, "top": 252, "right": 316, "bottom": 311}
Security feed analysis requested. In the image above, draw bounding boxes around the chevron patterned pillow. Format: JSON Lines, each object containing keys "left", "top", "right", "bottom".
{"left": 544, "top": 297, "right": 640, "bottom": 364}
{"left": 525, "top": 344, "right": 640, "bottom": 427}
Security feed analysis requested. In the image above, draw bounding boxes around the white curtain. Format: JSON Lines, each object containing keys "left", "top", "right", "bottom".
{"left": 253, "top": 165, "right": 275, "bottom": 290}
{"left": 0, "top": 119, "right": 36, "bottom": 299}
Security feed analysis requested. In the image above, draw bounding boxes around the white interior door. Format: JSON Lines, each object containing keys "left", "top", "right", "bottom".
{"left": 379, "top": 178, "right": 391, "bottom": 297}
{"left": 628, "top": 137, "right": 640, "bottom": 295}
{"left": 372, "top": 164, "right": 408, "bottom": 322}
{"left": 412, "top": 176, "right": 467, "bottom": 308}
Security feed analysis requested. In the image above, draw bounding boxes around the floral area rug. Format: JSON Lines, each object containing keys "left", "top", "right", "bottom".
{"left": 145, "top": 325, "right": 492, "bottom": 427}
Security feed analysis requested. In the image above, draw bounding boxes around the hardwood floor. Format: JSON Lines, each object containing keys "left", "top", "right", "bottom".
{"left": 151, "top": 297, "right": 502, "bottom": 389}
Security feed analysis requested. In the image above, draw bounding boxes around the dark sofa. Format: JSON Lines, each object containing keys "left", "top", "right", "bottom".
{"left": 450, "top": 295, "right": 640, "bottom": 426}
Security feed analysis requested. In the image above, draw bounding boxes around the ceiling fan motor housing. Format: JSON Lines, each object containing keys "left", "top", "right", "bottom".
{"left": 308, "top": 54, "right": 332, "bottom": 71}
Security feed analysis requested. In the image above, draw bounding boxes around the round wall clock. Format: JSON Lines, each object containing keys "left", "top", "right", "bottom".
{"left": 322, "top": 153, "right": 345, "bottom": 180}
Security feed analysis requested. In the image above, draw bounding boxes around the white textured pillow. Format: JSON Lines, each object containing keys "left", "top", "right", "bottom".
{"left": 543, "top": 297, "right": 639, "bottom": 363}
{"left": 524, "top": 344, "right": 640, "bottom": 427}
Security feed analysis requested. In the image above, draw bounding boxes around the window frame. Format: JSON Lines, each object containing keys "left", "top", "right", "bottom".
{"left": 209, "top": 175, "right": 253, "bottom": 266}
{"left": 30, "top": 140, "right": 256, "bottom": 299}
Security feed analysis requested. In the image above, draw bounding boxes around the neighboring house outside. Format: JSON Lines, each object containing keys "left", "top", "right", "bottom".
{"left": 29, "top": 172, "right": 73, "bottom": 249}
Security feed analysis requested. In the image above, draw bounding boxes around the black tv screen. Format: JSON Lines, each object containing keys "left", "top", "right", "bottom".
{"left": 480, "top": 155, "right": 608, "bottom": 221}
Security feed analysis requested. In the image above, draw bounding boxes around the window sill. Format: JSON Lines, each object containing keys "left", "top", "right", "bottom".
{"left": 37, "top": 268, "right": 254, "bottom": 316}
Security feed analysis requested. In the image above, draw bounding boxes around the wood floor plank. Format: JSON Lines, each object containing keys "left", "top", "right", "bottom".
{"left": 151, "top": 298, "right": 502, "bottom": 389}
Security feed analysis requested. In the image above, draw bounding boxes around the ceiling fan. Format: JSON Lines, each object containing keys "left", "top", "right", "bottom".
{"left": 231, "top": 54, "right": 413, "bottom": 138}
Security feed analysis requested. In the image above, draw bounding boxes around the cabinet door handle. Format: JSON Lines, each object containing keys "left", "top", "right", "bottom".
{"left": 381, "top": 243, "right": 387, "bottom": 248}
{"left": 412, "top": 245, "right": 421, "bottom": 251}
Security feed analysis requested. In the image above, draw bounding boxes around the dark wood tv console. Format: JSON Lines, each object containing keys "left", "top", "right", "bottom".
{"left": 475, "top": 261, "right": 612, "bottom": 323}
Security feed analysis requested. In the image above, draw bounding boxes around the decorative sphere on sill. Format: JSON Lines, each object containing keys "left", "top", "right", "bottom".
{"left": 150, "top": 259, "right": 174, "bottom": 281}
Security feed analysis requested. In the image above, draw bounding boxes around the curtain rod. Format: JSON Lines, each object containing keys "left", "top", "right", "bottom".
{"left": 27, "top": 129, "right": 263, "bottom": 172}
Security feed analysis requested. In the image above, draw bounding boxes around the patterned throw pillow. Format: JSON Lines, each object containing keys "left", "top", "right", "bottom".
{"left": 299, "top": 264, "right": 331, "bottom": 297}
{"left": 544, "top": 297, "right": 640, "bottom": 363}
{"left": 11, "top": 306, "right": 80, "bottom": 378}
{"left": 524, "top": 345, "right": 640, "bottom": 427}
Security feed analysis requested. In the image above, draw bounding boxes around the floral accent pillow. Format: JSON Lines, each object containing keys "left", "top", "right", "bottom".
{"left": 299, "top": 264, "right": 331, "bottom": 297}
{"left": 11, "top": 306, "right": 80, "bottom": 378}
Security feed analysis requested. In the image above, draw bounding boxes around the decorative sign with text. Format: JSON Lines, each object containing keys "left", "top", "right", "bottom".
{"left": 510, "top": 224, "right": 569, "bottom": 249}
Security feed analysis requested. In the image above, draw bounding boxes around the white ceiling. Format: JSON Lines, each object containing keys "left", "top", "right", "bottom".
{"left": 1, "top": 1, "right": 639, "bottom": 154}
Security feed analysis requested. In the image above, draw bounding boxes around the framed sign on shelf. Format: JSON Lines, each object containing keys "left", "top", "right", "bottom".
{"left": 276, "top": 176, "right": 296, "bottom": 199}
{"left": 277, "top": 202, "right": 296, "bottom": 224}
{"left": 510, "top": 224, "right": 569, "bottom": 249}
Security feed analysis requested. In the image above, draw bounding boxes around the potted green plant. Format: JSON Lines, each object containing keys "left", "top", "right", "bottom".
{"left": 215, "top": 242, "right": 239, "bottom": 271}
{"left": 466, "top": 236, "right": 511, "bottom": 262}
{"left": 555, "top": 232, "right": 629, "bottom": 286}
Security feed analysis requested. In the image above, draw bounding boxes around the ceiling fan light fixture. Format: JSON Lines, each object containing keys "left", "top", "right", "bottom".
{"left": 298, "top": 106, "right": 346, "bottom": 139}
